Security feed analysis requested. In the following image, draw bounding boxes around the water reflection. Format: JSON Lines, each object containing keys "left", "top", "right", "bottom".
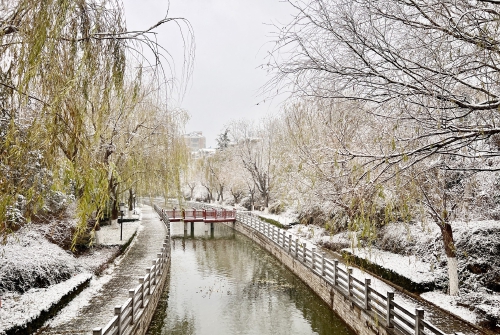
{"left": 147, "top": 222, "right": 354, "bottom": 335}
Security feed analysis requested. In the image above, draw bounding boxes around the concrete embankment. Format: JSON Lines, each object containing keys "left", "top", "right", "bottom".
{"left": 222, "top": 219, "right": 485, "bottom": 335}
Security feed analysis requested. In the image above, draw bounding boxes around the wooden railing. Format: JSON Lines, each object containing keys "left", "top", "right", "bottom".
{"left": 92, "top": 205, "right": 170, "bottom": 335}
{"left": 164, "top": 207, "right": 236, "bottom": 222}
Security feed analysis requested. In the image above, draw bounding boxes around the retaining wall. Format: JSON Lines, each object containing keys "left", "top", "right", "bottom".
{"left": 224, "top": 220, "right": 399, "bottom": 335}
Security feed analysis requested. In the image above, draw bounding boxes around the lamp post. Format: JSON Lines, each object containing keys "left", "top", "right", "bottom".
{"left": 119, "top": 202, "right": 125, "bottom": 241}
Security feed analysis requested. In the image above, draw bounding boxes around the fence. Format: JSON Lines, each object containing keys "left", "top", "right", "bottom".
{"left": 92, "top": 205, "right": 171, "bottom": 335}
{"left": 186, "top": 201, "right": 452, "bottom": 335}
{"left": 236, "top": 212, "right": 455, "bottom": 335}
{"left": 164, "top": 208, "right": 236, "bottom": 221}
{"left": 235, "top": 212, "right": 451, "bottom": 335}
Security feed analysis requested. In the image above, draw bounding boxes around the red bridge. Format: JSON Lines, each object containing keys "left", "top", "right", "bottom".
{"left": 161, "top": 208, "right": 236, "bottom": 223}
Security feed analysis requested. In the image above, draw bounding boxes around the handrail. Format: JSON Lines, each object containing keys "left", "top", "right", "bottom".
{"left": 163, "top": 207, "right": 236, "bottom": 222}
{"left": 186, "top": 202, "right": 452, "bottom": 335}
{"left": 236, "top": 211, "right": 451, "bottom": 335}
{"left": 92, "top": 205, "right": 171, "bottom": 335}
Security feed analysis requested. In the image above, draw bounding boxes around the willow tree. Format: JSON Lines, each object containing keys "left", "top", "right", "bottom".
{"left": 0, "top": 0, "right": 193, "bottom": 245}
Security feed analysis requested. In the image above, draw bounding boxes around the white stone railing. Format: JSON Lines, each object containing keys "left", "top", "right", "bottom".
{"left": 235, "top": 211, "right": 449, "bottom": 335}
{"left": 92, "top": 205, "right": 170, "bottom": 335}
{"left": 186, "top": 202, "right": 453, "bottom": 335}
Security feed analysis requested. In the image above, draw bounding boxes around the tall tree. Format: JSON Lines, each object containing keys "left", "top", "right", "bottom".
{"left": 0, "top": 0, "right": 193, "bottom": 245}
{"left": 268, "top": 0, "right": 500, "bottom": 295}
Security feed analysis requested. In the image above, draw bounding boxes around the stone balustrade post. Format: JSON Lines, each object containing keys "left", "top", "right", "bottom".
{"left": 139, "top": 278, "right": 145, "bottom": 308}
{"left": 129, "top": 289, "right": 135, "bottom": 325}
{"left": 115, "top": 306, "right": 122, "bottom": 335}
{"left": 364, "top": 278, "right": 371, "bottom": 310}
{"left": 311, "top": 247, "right": 316, "bottom": 270}
{"left": 415, "top": 308, "right": 424, "bottom": 335}
{"left": 321, "top": 252, "right": 325, "bottom": 277}
{"left": 146, "top": 268, "right": 152, "bottom": 295}
{"left": 347, "top": 268, "right": 353, "bottom": 297}
{"left": 333, "top": 260, "right": 339, "bottom": 286}
{"left": 303, "top": 243, "right": 307, "bottom": 263}
{"left": 386, "top": 292, "right": 394, "bottom": 328}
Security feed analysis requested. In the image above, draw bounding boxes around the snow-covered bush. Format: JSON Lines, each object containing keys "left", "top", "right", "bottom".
{"left": 44, "top": 191, "right": 72, "bottom": 215}
{"left": 374, "top": 220, "right": 500, "bottom": 327}
{"left": 5, "top": 205, "right": 25, "bottom": 230}
{"left": 269, "top": 201, "right": 285, "bottom": 214}
{"left": 297, "top": 206, "right": 329, "bottom": 226}
{"left": 0, "top": 229, "right": 79, "bottom": 293}
{"left": 239, "top": 196, "right": 252, "bottom": 210}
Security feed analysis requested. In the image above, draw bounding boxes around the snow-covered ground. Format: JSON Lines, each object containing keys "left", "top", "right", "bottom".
{"left": 0, "top": 273, "right": 92, "bottom": 333}
{"left": 281, "top": 219, "right": 500, "bottom": 330}
{"left": 343, "top": 247, "right": 436, "bottom": 284}
{"left": 0, "top": 211, "right": 142, "bottom": 334}
{"left": 95, "top": 221, "right": 141, "bottom": 246}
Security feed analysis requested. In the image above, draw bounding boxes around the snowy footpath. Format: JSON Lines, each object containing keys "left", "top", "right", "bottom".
{"left": 0, "top": 205, "right": 165, "bottom": 335}
{"left": 283, "top": 222, "right": 497, "bottom": 335}
{"left": 36, "top": 205, "right": 166, "bottom": 334}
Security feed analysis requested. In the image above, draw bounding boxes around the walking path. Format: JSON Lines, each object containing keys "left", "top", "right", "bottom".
{"left": 39, "top": 204, "right": 166, "bottom": 335}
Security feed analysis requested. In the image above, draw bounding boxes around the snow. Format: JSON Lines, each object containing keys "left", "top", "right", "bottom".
{"left": 44, "top": 219, "right": 143, "bottom": 327}
{"left": 0, "top": 273, "right": 92, "bottom": 334}
{"left": 253, "top": 209, "right": 298, "bottom": 226}
{"left": 0, "top": 214, "right": 142, "bottom": 334}
{"left": 0, "top": 229, "right": 80, "bottom": 293}
{"left": 342, "top": 247, "right": 436, "bottom": 284}
{"left": 252, "top": 216, "right": 500, "bottom": 330}
{"left": 420, "top": 291, "right": 478, "bottom": 324}
{"left": 95, "top": 221, "right": 142, "bottom": 246}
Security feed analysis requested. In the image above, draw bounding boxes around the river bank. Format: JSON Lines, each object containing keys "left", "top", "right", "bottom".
{"left": 0, "top": 210, "right": 142, "bottom": 335}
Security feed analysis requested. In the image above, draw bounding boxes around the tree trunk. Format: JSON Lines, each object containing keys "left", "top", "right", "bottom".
{"left": 231, "top": 188, "right": 242, "bottom": 204}
{"left": 219, "top": 185, "right": 224, "bottom": 202}
{"left": 440, "top": 222, "right": 459, "bottom": 295}
{"left": 111, "top": 199, "right": 118, "bottom": 228}
{"left": 109, "top": 177, "right": 119, "bottom": 228}
{"left": 128, "top": 188, "right": 133, "bottom": 211}
{"left": 189, "top": 185, "right": 195, "bottom": 200}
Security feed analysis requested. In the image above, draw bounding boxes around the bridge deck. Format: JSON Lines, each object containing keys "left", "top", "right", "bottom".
{"left": 162, "top": 208, "right": 236, "bottom": 223}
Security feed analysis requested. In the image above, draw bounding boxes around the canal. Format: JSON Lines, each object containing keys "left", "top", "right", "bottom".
{"left": 146, "top": 222, "right": 355, "bottom": 335}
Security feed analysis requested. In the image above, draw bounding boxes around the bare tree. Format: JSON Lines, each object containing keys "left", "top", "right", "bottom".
{"left": 268, "top": 0, "right": 500, "bottom": 175}
{"left": 267, "top": 0, "right": 500, "bottom": 294}
{"left": 229, "top": 119, "right": 277, "bottom": 208}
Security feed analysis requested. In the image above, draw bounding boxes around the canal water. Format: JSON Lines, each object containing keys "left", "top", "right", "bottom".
{"left": 146, "top": 222, "right": 355, "bottom": 335}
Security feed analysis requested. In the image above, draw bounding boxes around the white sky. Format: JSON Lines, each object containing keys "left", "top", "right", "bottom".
{"left": 123, "top": 0, "right": 295, "bottom": 147}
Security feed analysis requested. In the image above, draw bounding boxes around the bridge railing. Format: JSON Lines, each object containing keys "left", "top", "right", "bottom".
{"left": 92, "top": 205, "right": 170, "bottom": 335}
{"left": 164, "top": 205, "right": 236, "bottom": 222}
{"left": 181, "top": 208, "right": 204, "bottom": 219}
{"left": 234, "top": 211, "right": 452, "bottom": 335}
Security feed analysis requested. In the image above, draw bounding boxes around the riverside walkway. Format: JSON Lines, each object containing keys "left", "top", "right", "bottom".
{"left": 39, "top": 204, "right": 166, "bottom": 335}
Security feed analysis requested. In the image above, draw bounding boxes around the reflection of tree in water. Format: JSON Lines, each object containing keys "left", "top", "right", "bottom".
{"left": 150, "top": 223, "right": 353, "bottom": 335}
{"left": 208, "top": 232, "right": 352, "bottom": 335}
{"left": 162, "top": 315, "right": 196, "bottom": 335}
{"left": 230, "top": 236, "right": 352, "bottom": 335}
{"left": 146, "top": 269, "right": 171, "bottom": 335}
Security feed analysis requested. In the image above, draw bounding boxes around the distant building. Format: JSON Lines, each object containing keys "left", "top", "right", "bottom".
{"left": 184, "top": 131, "right": 206, "bottom": 152}
{"left": 191, "top": 148, "right": 216, "bottom": 159}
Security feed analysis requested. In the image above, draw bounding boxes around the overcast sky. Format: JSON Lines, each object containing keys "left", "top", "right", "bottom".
{"left": 123, "top": 0, "right": 294, "bottom": 148}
